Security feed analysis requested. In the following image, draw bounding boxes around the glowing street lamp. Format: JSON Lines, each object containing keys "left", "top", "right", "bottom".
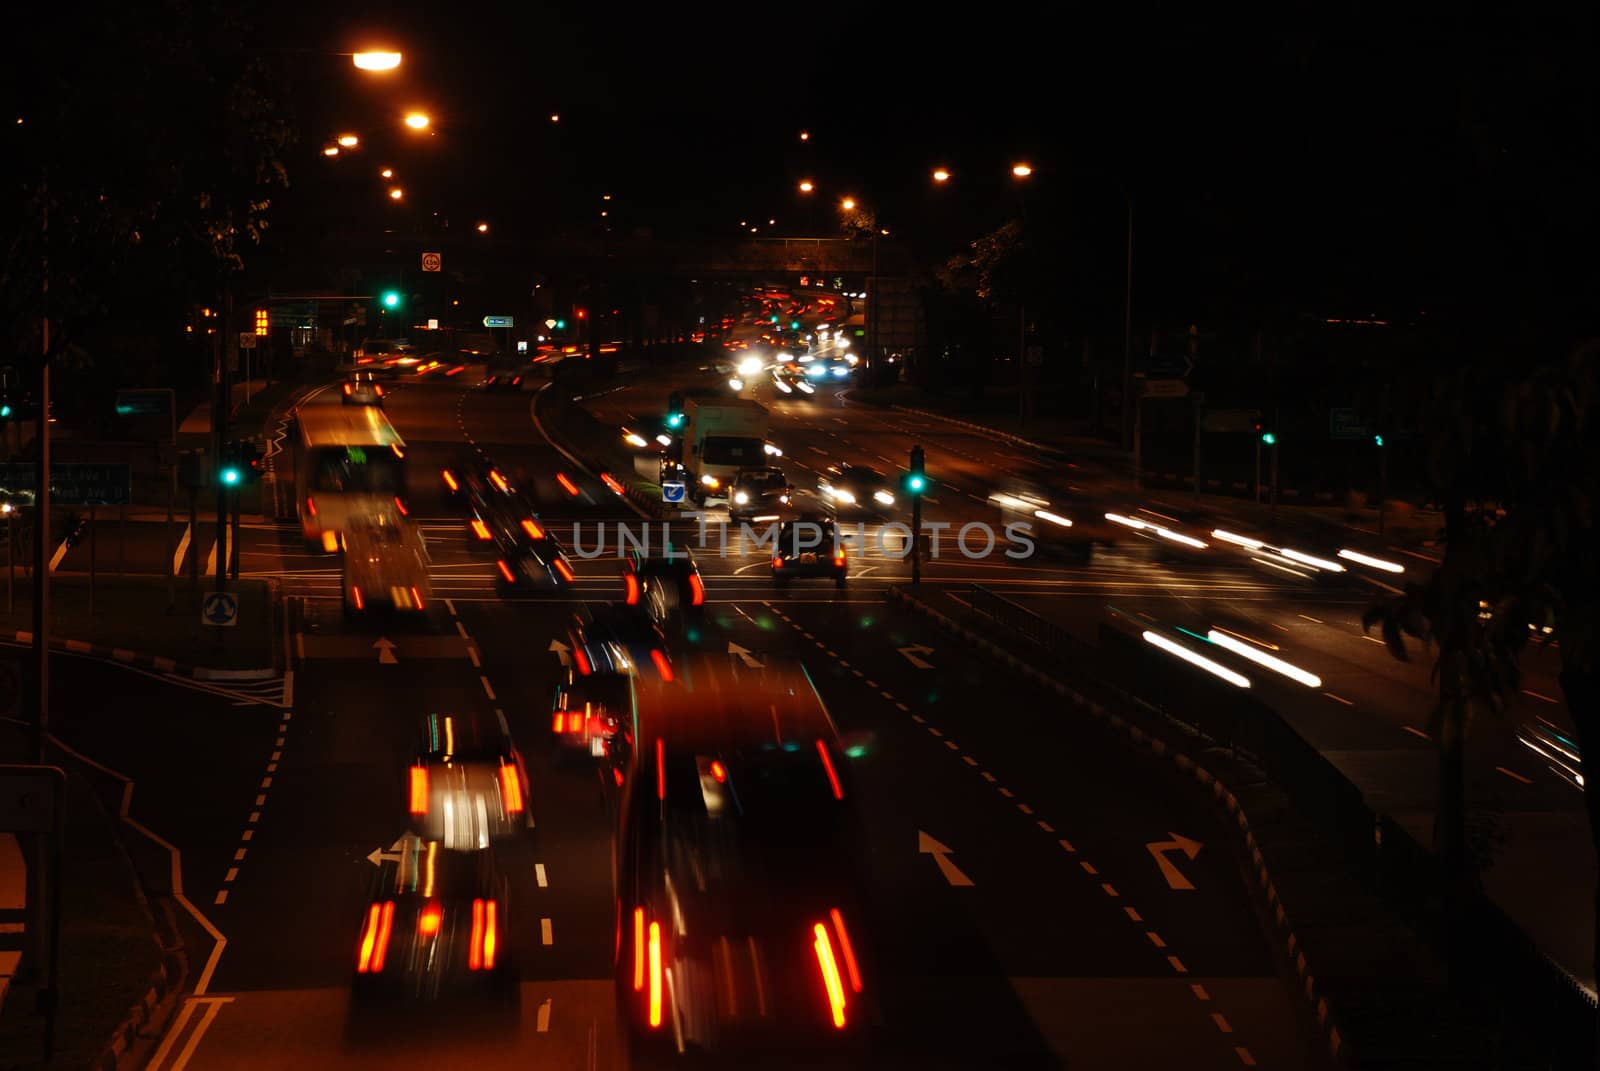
{"left": 932, "top": 168, "right": 951, "bottom": 183}
{"left": 1012, "top": 162, "right": 1033, "bottom": 178}
{"left": 549, "top": 113, "right": 561, "bottom": 123}
{"left": 337, "top": 134, "right": 359, "bottom": 148}
{"left": 476, "top": 222, "right": 489, "bottom": 233}
{"left": 352, "top": 51, "right": 402, "bottom": 72}
{"left": 322, "top": 146, "right": 340, "bottom": 157}
{"left": 380, "top": 168, "right": 393, "bottom": 179}
{"left": 388, "top": 187, "right": 404, "bottom": 201}
{"left": 840, "top": 197, "right": 856, "bottom": 211}
{"left": 798, "top": 180, "right": 814, "bottom": 194}
{"left": 799, "top": 130, "right": 811, "bottom": 141}
{"left": 404, "top": 112, "right": 431, "bottom": 131}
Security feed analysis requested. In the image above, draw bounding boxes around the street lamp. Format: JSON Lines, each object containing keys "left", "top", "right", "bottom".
{"left": 798, "top": 180, "right": 814, "bottom": 194}
{"left": 380, "top": 167, "right": 393, "bottom": 179}
{"left": 1012, "top": 162, "right": 1033, "bottom": 178}
{"left": 322, "top": 146, "right": 340, "bottom": 157}
{"left": 388, "top": 187, "right": 404, "bottom": 200}
{"left": 337, "top": 134, "right": 359, "bottom": 148}
{"left": 840, "top": 197, "right": 856, "bottom": 211}
{"left": 404, "top": 112, "right": 431, "bottom": 131}
{"left": 477, "top": 222, "right": 489, "bottom": 233}
{"left": 549, "top": 113, "right": 560, "bottom": 123}
{"left": 932, "top": 168, "right": 951, "bottom": 183}
{"left": 353, "top": 51, "right": 402, "bottom": 71}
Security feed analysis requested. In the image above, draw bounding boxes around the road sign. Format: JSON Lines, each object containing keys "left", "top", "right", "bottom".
{"left": 661, "top": 481, "right": 686, "bottom": 504}
{"left": 268, "top": 302, "right": 315, "bottom": 328}
{"left": 1136, "top": 354, "right": 1194, "bottom": 379}
{"left": 1329, "top": 407, "right": 1370, "bottom": 440}
{"left": 0, "top": 463, "right": 132, "bottom": 506}
{"left": 238, "top": 333, "right": 257, "bottom": 350}
{"left": 1140, "top": 379, "right": 1190, "bottom": 399}
{"left": 0, "top": 659, "right": 19, "bottom": 719}
{"left": 1201, "top": 408, "right": 1262, "bottom": 433}
{"left": 517, "top": 340, "right": 528, "bottom": 354}
{"left": 483, "top": 316, "right": 514, "bottom": 328}
{"left": 421, "top": 252, "right": 442, "bottom": 272}
{"left": 201, "top": 592, "right": 238, "bottom": 628}
{"left": 1025, "top": 345, "right": 1044, "bottom": 366}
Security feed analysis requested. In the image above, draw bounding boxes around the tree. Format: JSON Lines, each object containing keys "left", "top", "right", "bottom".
{"left": 1364, "top": 340, "right": 1600, "bottom": 1055}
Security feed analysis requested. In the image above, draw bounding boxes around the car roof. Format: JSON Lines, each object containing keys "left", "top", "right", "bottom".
{"left": 629, "top": 657, "right": 842, "bottom": 754}
{"left": 381, "top": 836, "right": 498, "bottom": 900}
{"left": 417, "top": 712, "right": 513, "bottom": 761}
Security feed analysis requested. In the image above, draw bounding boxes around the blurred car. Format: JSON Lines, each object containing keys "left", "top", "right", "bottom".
{"left": 616, "top": 666, "right": 875, "bottom": 1057}
{"left": 342, "top": 371, "right": 385, "bottom": 407}
{"left": 494, "top": 515, "right": 577, "bottom": 593}
{"left": 438, "top": 458, "right": 524, "bottom": 550}
{"left": 354, "top": 339, "right": 418, "bottom": 375}
{"left": 1102, "top": 506, "right": 1214, "bottom": 564}
{"left": 728, "top": 467, "right": 792, "bottom": 523}
{"left": 549, "top": 668, "right": 628, "bottom": 764}
{"left": 771, "top": 512, "right": 848, "bottom": 589}
{"left": 408, "top": 712, "right": 533, "bottom": 848}
{"left": 341, "top": 510, "right": 431, "bottom": 618}
{"left": 566, "top": 604, "right": 675, "bottom": 681}
{"left": 771, "top": 362, "right": 815, "bottom": 396}
{"left": 817, "top": 464, "right": 895, "bottom": 512}
{"left": 351, "top": 835, "right": 514, "bottom": 1002}
{"left": 621, "top": 545, "right": 707, "bottom": 626}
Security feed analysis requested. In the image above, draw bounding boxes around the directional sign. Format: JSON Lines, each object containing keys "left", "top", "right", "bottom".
{"left": 1146, "top": 832, "right": 1203, "bottom": 890}
{"left": 483, "top": 316, "right": 514, "bottom": 328}
{"left": 727, "top": 642, "right": 764, "bottom": 669}
{"left": 897, "top": 645, "right": 936, "bottom": 669}
{"left": 548, "top": 638, "right": 571, "bottom": 666}
{"left": 1136, "top": 354, "right": 1194, "bottom": 379}
{"left": 374, "top": 637, "right": 398, "bottom": 664}
{"left": 421, "top": 252, "right": 442, "bottom": 272}
{"left": 0, "top": 463, "right": 132, "bottom": 506}
{"left": 918, "top": 831, "right": 974, "bottom": 886}
{"left": 661, "top": 481, "right": 686, "bottom": 504}
{"left": 1140, "top": 379, "right": 1189, "bottom": 400}
{"left": 517, "top": 340, "right": 528, "bottom": 354}
{"left": 201, "top": 592, "right": 238, "bottom": 628}
{"left": 238, "top": 332, "right": 257, "bottom": 350}
{"left": 1329, "top": 407, "right": 1370, "bottom": 440}
{"left": 545, "top": 318, "right": 558, "bottom": 329}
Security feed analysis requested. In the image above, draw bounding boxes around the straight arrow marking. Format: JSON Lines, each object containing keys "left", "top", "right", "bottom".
{"left": 918, "top": 830, "right": 974, "bottom": 886}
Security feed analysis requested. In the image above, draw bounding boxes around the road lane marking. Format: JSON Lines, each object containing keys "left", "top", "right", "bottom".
{"left": 173, "top": 524, "right": 192, "bottom": 575}
{"left": 1235, "top": 1047, "right": 1256, "bottom": 1066}
{"left": 204, "top": 540, "right": 218, "bottom": 577}
{"left": 895, "top": 702, "right": 909, "bottom": 711}
{"left": 1391, "top": 545, "right": 1441, "bottom": 563}
{"left": 963, "top": 756, "right": 978, "bottom": 766}
{"left": 1101, "top": 883, "right": 1119, "bottom": 897}
{"left": 241, "top": 830, "right": 252, "bottom": 841}
{"left": 535, "top": 863, "right": 548, "bottom": 887}
{"left": 1402, "top": 725, "right": 1430, "bottom": 741}
{"left": 270, "top": 751, "right": 280, "bottom": 762}
{"left": 1361, "top": 635, "right": 1386, "bottom": 645}
{"left": 1125, "top": 907, "right": 1142, "bottom": 922}
{"left": 1323, "top": 691, "right": 1354, "bottom": 706}
{"left": 1496, "top": 766, "right": 1533, "bottom": 784}
{"left": 455, "top": 621, "right": 470, "bottom": 639}
{"left": 979, "top": 770, "right": 994, "bottom": 781}
{"left": 259, "top": 777, "right": 272, "bottom": 788}
{"left": 148, "top": 995, "right": 234, "bottom": 1071}
{"left": 997, "top": 787, "right": 1014, "bottom": 798}
{"left": 1192, "top": 984, "right": 1210, "bottom": 1001}
{"left": 537, "top": 998, "right": 552, "bottom": 1032}
{"left": 444, "top": 598, "right": 458, "bottom": 616}
{"left": 1146, "top": 931, "right": 1167, "bottom": 949}
{"left": 467, "top": 645, "right": 481, "bottom": 667}
{"left": 1212, "top": 1013, "right": 1234, "bottom": 1033}
{"left": 1016, "top": 802, "right": 1032, "bottom": 814}
{"left": 281, "top": 670, "right": 293, "bottom": 709}
{"left": 1521, "top": 689, "right": 1559, "bottom": 704}
{"left": 248, "top": 811, "right": 259, "bottom": 823}
{"left": 232, "top": 848, "right": 246, "bottom": 861}
{"left": 927, "top": 726, "right": 942, "bottom": 738}
{"left": 213, "top": 891, "right": 227, "bottom": 905}
{"left": 1296, "top": 614, "right": 1322, "bottom": 624}
{"left": 541, "top": 917, "right": 553, "bottom": 945}
{"left": 224, "top": 867, "right": 238, "bottom": 883}
{"left": 254, "top": 795, "right": 265, "bottom": 806}
{"left": 1166, "top": 955, "right": 1188, "bottom": 974}
{"left": 1037, "top": 820, "right": 1054, "bottom": 833}
{"left": 1080, "top": 861, "right": 1098, "bottom": 875}
{"left": 1058, "top": 839, "right": 1075, "bottom": 853}
{"left": 480, "top": 676, "right": 497, "bottom": 700}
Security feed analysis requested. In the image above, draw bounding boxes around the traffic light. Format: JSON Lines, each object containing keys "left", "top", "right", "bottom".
{"left": 1373, "top": 433, "right": 1385, "bottom": 448}
{"left": 903, "top": 445, "right": 927, "bottom": 495}
{"left": 381, "top": 290, "right": 401, "bottom": 309}
{"left": 790, "top": 320, "right": 800, "bottom": 330}
{"left": 555, "top": 318, "right": 567, "bottom": 330}
{"left": 0, "top": 399, "right": 11, "bottom": 419}
{"left": 218, "top": 440, "right": 262, "bottom": 487}
{"left": 254, "top": 308, "right": 270, "bottom": 336}
{"left": 576, "top": 308, "right": 587, "bottom": 320}
{"left": 1261, "top": 431, "right": 1277, "bottom": 446}
{"left": 666, "top": 391, "right": 686, "bottom": 429}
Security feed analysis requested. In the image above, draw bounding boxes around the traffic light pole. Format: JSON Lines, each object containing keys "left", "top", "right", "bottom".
{"left": 910, "top": 493, "right": 922, "bottom": 586}
{"left": 214, "top": 290, "right": 232, "bottom": 595}
{"left": 229, "top": 487, "right": 241, "bottom": 580}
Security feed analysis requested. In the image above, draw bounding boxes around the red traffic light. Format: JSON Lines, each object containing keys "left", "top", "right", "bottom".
{"left": 575, "top": 309, "right": 587, "bottom": 319}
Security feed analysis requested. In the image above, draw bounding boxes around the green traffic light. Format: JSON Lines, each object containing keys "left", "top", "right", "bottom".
{"left": 907, "top": 474, "right": 926, "bottom": 493}
{"left": 1374, "top": 434, "right": 1384, "bottom": 447}
{"left": 221, "top": 467, "right": 242, "bottom": 486}
{"left": 1261, "top": 432, "right": 1277, "bottom": 446}
{"left": 790, "top": 320, "right": 800, "bottom": 329}
{"left": 0, "top": 405, "right": 10, "bottom": 419}
{"left": 667, "top": 412, "right": 684, "bottom": 428}
{"left": 770, "top": 315, "right": 779, "bottom": 323}
{"left": 382, "top": 291, "right": 400, "bottom": 309}
{"left": 555, "top": 319, "right": 567, "bottom": 329}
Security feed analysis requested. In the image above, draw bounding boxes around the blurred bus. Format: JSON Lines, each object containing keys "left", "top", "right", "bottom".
{"left": 294, "top": 402, "right": 408, "bottom": 552}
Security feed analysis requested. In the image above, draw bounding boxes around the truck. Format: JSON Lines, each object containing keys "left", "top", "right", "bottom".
{"left": 681, "top": 397, "right": 769, "bottom": 505}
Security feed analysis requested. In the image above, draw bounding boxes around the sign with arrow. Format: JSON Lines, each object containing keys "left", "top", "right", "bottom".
{"left": 548, "top": 639, "right": 571, "bottom": 667}
{"left": 727, "top": 642, "right": 764, "bottom": 669}
{"left": 1145, "top": 832, "right": 1203, "bottom": 890}
{"left": 366, "top": 837, "right": 407, "bottom": 866}
{"left": 373, "top": 638, "right": 398, "bottom": 664}
{"left": 201, "top": 592, "right": 238, "bottom": 628}
{"left": 898, "top": 645, "right": 936, "bottom": 670}
{"left": 918, "top": 831, "right": 973, "bottom": 886}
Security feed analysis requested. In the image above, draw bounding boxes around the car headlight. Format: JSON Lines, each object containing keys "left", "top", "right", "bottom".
{"left": 798, "top": 381, "right": 815, "bottom": 394}
{"left": 874, "top": 490, "right": 895, "bottom": 506}
{"left": 738, "top": 356, "right": 763, "bottom": 376}
{"left": 833, "top": 366, "right": 849, "bottom": 376}
{"left": 701, "top": 475, "right": 720, "bottom": 489}
{"left": 734, "top": 492, "right": 749, "bottom": 505}
{"left": 835, "top": 489, "right": 857, "bottom": 505}
{"left": 806, "top": 364, "right": 826, "bottom": 377}
{"left": 728, "top": 377, "right": 744, "bottom": 390}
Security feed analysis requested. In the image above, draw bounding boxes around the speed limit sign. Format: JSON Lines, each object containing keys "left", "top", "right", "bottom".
{"left": 421, "top": 252, "right": 442, "bottom": 272}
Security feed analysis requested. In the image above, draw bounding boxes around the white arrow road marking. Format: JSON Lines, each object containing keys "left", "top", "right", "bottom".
{"left": 1146, "top": 832, "right": 1203, "bottom": 891}
{"left": 548, "top": 638, "right": 572, "bottom": 666}
{"left": 728, "top": 642, "right": 764, "bottom": 668}
{"left": 898, "top": 645, "right": 936, "bottom": 670}
{"left": 918, "top": 830, "right": 974, "bottom": 886}
{"left": 374, "top": 638, "right": 398, "bottom": 664}
{"left": 367, "top": 837, "right": 407, "bottom": 866}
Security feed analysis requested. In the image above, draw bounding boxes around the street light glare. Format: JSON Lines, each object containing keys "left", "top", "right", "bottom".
{"left": 322, "top": 146, "right": 340, "bottom": 157}
{"left": 799, "top": 130, "right": 810, "bottom": 141}
{"left": 841, "top": 197, "right": 857, "bottom": 211}
{"left": 380, "top": 168, "right": 393, "bottom": 179}
{"left": 337, "top": 134, "right": 359, "bottom": 148}
{"left": 477, "top": 222, "right": 489, "bottom": 233}
{"left": 549, "top": 113, "right": 560, "bottom": 123}
{"left": 932, "top": 168, "right": 951, "bottom": 183}
{"left": 352, "top": 51, "right": 402, "bottom": 71}
{"left": 388, "top": 187, "right": 404, "bottom": 200}
{"left": 798, "top": 180, "right": 814, "bottom": 193}
{"left": 1012, "top": 163, "right": 1034, "bottom": 178}
{"left": 404, "top": 112, "right": 431, "bottom": 130}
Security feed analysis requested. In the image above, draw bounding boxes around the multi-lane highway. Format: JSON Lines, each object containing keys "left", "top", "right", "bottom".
{"left": 110, "top": 371, "right": 1324, "bottom": 1069}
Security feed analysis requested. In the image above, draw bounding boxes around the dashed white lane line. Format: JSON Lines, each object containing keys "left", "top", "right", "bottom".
{"left": 1037, "top": 820, "right": 1054, "bottom": 833}
{"left": 1101, "top": 883, "right": 1119, "bottom": 898}
{"left": 1125, "top": 907, "right": 1142, "bottom": 922}
{"left": 1080, "top": 861, "right": 1098, "bottom": 876}
{"left": 1297, "top": 613, "right": 1323, "bottom": 624}
{"left": 1323, "top": 691, "right": 1354, "bottom": 706}
{"left": 1402, "top": 725, "right": 1430, "bottom": 741}
{"left": 480, "top": 676, "right": 497, "bottom": 700}
{"left": 232, "top": 849, "right": 246, "bottom": 862}
{"left": 540, "top": 918, "right": 554, "bottom": 945}
{"left": 1145, "top": 931, "right": 1167, "bottom": 949}
{"left": 455, "top": 621, "right": 471, "bottom": 639}
{"left": 1166, "top": 955, "right": 1188, "bottom": 974}
{"left": 535, "top": 863, "right": 548, "bottom": 887}
{"left": 1212, "top": 1013, "right": 1234, "bottom": 1033}
{"left": 1496, "top": 766, "right": 1533, "bottom": 784}
{"left": 1521, "top": 689, "right": 1560, "bottom": 704}
{"left": 1234, "top": 1046, "right": 1256, "bottom": 1065}
{"left": 467, "top": 645, "right": 481, "bottom": 667}
{"left": 224, "top": 867, "right": 239, "bottom": 883}
{"left": 1192, "top": 984, "right": 1211, "bottom": 1001}
{"left": 536, "top": 998, "right": 552, "bottom": 1033}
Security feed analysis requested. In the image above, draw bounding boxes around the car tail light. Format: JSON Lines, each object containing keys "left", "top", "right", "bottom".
{"left": 688, "top": 572, "right": 705, "bottom": 606}
{"left": 350, "top": 585, "right": 364, "bottom": 611}
{"left": 651, "top": 649, "right": 673, "bottom": 681}
{"left": 624, "top": 573, "right": 640, "bottom": 605}
{"left": 394, "top": 496, "right": 408, "bottom": 516}
{"left": 633, "top": 908, "right": 646, "bottom": 990}
{"left": 442, "top": 469, "right": 459, "bottom": 493}
{"left": 469, "top": 899, "right": 484, "bottom": 970}
{"left": 306, "top": 496, "right": 317, "bottom": 517}
{"left": 418, "top": 902, "right": 443, "bottom": 937}
{"left": 471, "top": 518, "right": 492, "bottom": 540}
{"left": 648, "top": 921, "right": 663, "bottom": 1027}
{"left": 829, "top": 909, "right": 863, "bottom": 993}
{"left": 557, "top": 472, "right": 579, "bottom": 496}
{"left": 512, "top": 376, "right": 521, "bottom": 386}
{"left": 772, "top": 556, "right": 783, "bottom": 569}
{"left": 574, "top": 646, "right": 592, "bottom": 676}
{"left": 553, "top": 712, "right": 564, "bottom": 732}
{"left": 409, "top": 765, "right": 429, "bottom": 814}
{"left": 489, "top": 470, "right": 510, "bottom": 493}
{"left": 553, "top": 558, "right": 575, "bottom": 584}
{"left": 834, "top": 547, "right": 846, "bottom": 565}
{"left": 357, "top": 900, "right": 395, "bottom": 973}
{"left": 375, "top": 384, "right": 384, "bottom": 396}
{"left": 483, "top": 899, "right": 497, "bottom": 969}
{"left": 498, "top": 760, "right": 524, "bottom": 813}
{"left": 710, "top": 759, "right": 727, "bottom": 783}
{"left": 410, "top": 586, "right": 424, "bottom": 610}
{"left": 497, "top": 559, "right": 516, "bottom": 583}
{"left": 522, "top": 519, "right": 544, "bottom": 539}
{"left": 816, "top": 739, "right": 844, "bottom": 800}
{"left": 601, "top": 473, "right": 625, "bottom": 495}
{"left": 813, "top": 922, "right": 848, "bottom": 1028}
{"left": 656, "top": 738, "right": 666, "bottom": 801}
{"left": 343, "top": 384, "right": 353, "bottom": 395}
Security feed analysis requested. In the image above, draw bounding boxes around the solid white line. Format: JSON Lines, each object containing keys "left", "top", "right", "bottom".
{"left": 173, "top": 524, "right": 192, "bottom": 575}
{"left": 205, "top": 540, "right": 218, "bottom": 577}
{"left": 48, "top": 538, "right": 70, "bottom": 573}
{"left": 467, "top": 646, "right": 481, "bottom": 667}
{"left": 169, "top": 996, "right": 229, "bottom": 1070}
{"left": 481, "top": 676, "right": 497, "bottom": 700}
{"left": 540, "top": 917, "right": 553, "bottom": 945}
{"left": 444, "top": 598, "right": 458, "bottom": 617}
{"left": 127, "top": 815, "right": 227, "bottom": 993}
{"left": 281, "top": 670, "right": 294, "bottom": 709}
{"left": 455, "top": 621, "right": 471, "bottom": 639}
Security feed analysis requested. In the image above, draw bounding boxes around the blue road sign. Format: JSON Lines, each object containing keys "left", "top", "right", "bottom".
{"left": 662, "top": 481, "right": 686, "bottom": 504}
{"left": 202, "top": 592, "right": 239, "bottom": 628}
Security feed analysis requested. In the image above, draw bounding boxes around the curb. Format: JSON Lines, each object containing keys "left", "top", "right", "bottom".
{"left": 94, "top": 952, "right": 182, "bottom": 1071}
{"left": 532, "top": 383, "right": 663, "bottom": 521}
{"left": 885, "top": 585, "right": 1347, "bottom": 1066}
{"left": 4, "top": 630, "right": 277, "bottom": 681}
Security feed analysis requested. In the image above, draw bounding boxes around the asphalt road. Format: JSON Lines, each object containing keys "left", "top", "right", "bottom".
{"left": 115, "top": 375, "right": 1320, "bottom": 1068}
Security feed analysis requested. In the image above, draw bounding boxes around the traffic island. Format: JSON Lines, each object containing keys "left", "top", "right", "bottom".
{"left": 0, "top": 576, "right": 279, "bottom": 676}
{"left": 0, "top": 740, "right": 167, "bottom": 1071}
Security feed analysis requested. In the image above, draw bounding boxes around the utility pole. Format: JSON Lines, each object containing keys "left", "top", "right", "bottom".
{"left": 32, "top": 188, "right": 51, "bottom": 765}
{"left": 214, "top": 289, "right": 231, "bottom": 595}
{"left": 1121, "top": 193, "right": 1134, "bottom": 451}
